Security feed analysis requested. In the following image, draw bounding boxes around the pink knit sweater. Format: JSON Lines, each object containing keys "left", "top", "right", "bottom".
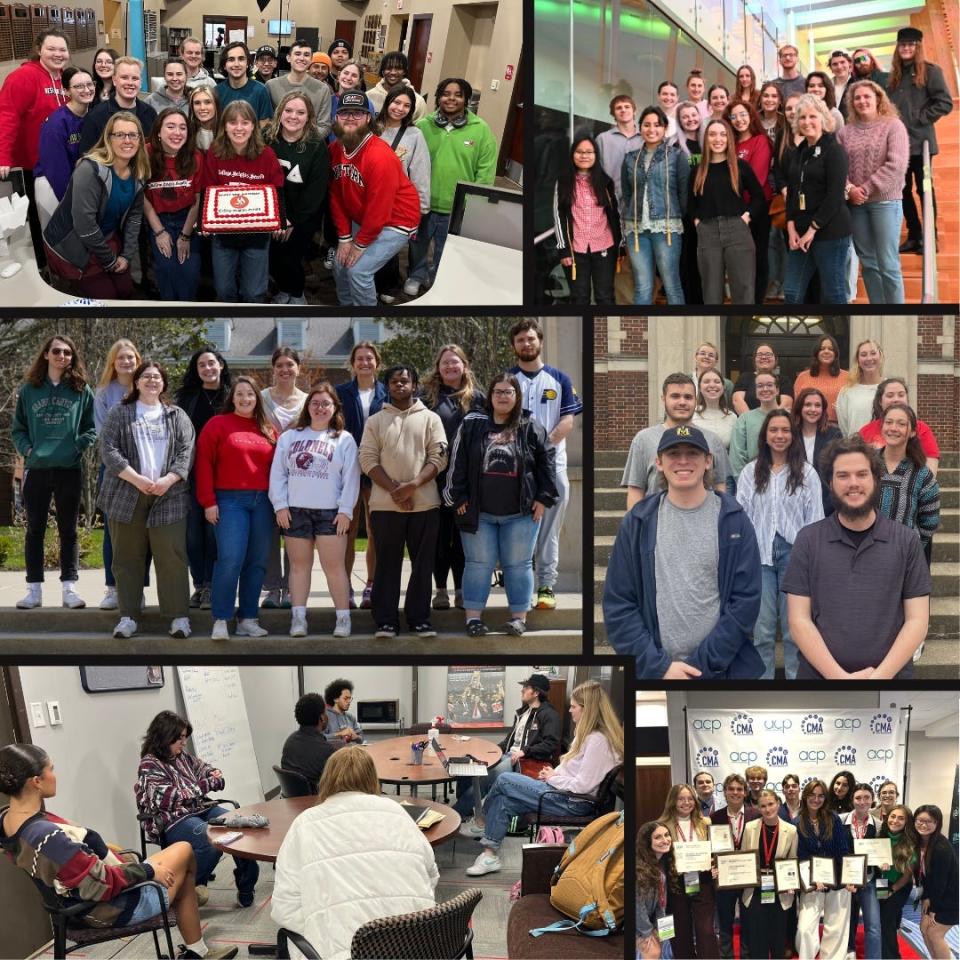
{"left": 837, "top": 118, "right": 909, "bottom": 202}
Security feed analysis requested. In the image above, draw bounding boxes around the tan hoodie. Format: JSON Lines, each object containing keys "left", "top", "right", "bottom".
{"left": 358, "top": 399, "right": 448, "bottom": 512}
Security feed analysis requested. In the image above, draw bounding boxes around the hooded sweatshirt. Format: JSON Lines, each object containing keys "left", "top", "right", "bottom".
{"left": 415, "top": 110, "right": 497, "bottom": 213}
{"left": 357, "top": 399, "right": 448, "bottom": 512}
{"left": 12, "top": 377, "right": 97, "bottom": 469}
{"left": 33, "top": 104, "right": 86, "bottom": 199}
{"left": 0, "top": 59, "right": 67, "bottom": 169}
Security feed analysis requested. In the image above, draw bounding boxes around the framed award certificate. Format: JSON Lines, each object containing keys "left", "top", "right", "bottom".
{"left": 798, "top": 860, "right": 812, "bottom": 891}
{"left": 811, "top": 856, "right": 836, "bottom": 888}
{"left": 715, "top": 851, "right": 760, "bottom": 889}
{"left": 774, "top": 858, "right": 800, "bottom": 892}
{"left": 854, "top": 837, "right": 893, "bottom": 867}
{"left": 710, "top": 823, "right": 734, "bottom": 853}
{"left": 672, "top": 840, "right": 712, "bottom": 874}
{"left": 841, "top": 854, "right": 867, "bottom": 887}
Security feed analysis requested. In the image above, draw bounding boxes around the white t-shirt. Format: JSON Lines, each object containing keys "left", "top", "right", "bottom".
{"left": 803, "top": 431, "right": 816, "bottom": 465}
{"left": 359, "top": 387, "right": 375, "bottom": 422}
{"left": 132, "top": 402, "right": 167, "bottom": 483}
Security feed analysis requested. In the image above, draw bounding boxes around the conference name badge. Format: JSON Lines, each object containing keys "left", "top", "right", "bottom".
{"left": 657, "top": 915, "right": 675, "bottom": 941}
{"left": 761, "top": 870, "right": 775, "bottom": 905}
{"left": 683, "top": 871, "right": 700, "bottom": 895}
{"left": 876, "top": 877, "right": 890, "bottom": 900}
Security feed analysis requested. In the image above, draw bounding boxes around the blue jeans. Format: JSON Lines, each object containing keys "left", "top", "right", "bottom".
{"left": 211, "top": 235, "right": 270, "bottom": 303}
{"left": 163, "top": 805, "right": 259, "bottom": 895}
{"left": 850, "top": 201, "right": 904, "bottom": 304}
{"left": 407, "top": 211, "right": 450, "bottom": 286}
{"left": 479, "top": 771, "right": 595, "bottom": 850}
{"left": 453, "top": 755, "right": 513, "bottom": 817}
{"left": 625, "top": 230, "right": 684, "bottom": 304}
{"left": 333, "top": 225, "right": 411, "bottom": 306}
{"left": 211, "top": 490, "right": 274, "bottom": 620}
{"left": 784, "top": 235, "right": 851, "bottom": 303}
{"left": 150, "top": 208, "right": 201, "bottom": 301}
{"left": 186, "top": 475, "right": 216, "bottom": 590}
{"left": 460, "top": 512, "right": 540, "bottom": 615}
{"left": 755, "top": 533, "right": 796, "bottom": 680}
{"left": 849, "top": 877, "right": 882, "bottom": 960}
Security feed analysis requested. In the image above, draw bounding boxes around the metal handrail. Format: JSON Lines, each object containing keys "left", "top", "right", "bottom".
{"left": 921, "top": 141, "right": 938, "bottom": 303}
{"left": 534, "top": 227, "right": 556, "bottom": 246}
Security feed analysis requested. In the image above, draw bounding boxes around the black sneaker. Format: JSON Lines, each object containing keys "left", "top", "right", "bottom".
{"left": 178, "top": 947, "right": 239, "bottom": 960}
{"left": 237, "top": 890, "right": 255, "bottom": 907}
{"left": 374, "top": 624, "right": 397, "bottom": 639}
{"left": 412, "top": 623, "right": 437, "bottom": 638}
{"left": 466, "top": 619, "right": 489, "bottom": 637}
{"left": 504, "top": 618, "right": 527, "bottom": 636}
{"left": 189, "top": 588, "right": 203, "bottom": 609}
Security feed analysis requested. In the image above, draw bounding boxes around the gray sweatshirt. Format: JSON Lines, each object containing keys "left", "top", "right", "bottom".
{"left": 378, "top": 124, "right": 431, "bottom": 213}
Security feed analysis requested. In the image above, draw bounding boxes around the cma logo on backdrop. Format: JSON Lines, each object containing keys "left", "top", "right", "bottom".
{"left": 766, "top": 746, "right": 790, "bottom": 767}
{"left": 801, "top": 713, "right": 825, "bottom": 735}
{"left": 871, "top": 774, "right": 893, "bottom": 793}
{"left": 696, "top": 747, "right": 720, "bottom": 768}
{"left": 871, "top": 713, "right": 894, "bottom": 735}
{"left": 835, "top": 744, "right": 857, "bottom": 767}
{"left": 730, "top": 712, "right": 754, "bottom": 736}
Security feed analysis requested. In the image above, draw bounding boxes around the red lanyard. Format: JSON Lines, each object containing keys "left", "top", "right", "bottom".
{"left": 728, "top": 810, "right": 745, "bottom": 849}
{"left": 761, "top": 822, "right": 779, "bottom": 866}
{"left": 677, "top": 821, "right": 691, "bottom": 843}
{"left": 851, "top": 815, "right": 869, "bottom": 839}
{"left": 658, "top": 870, "right": 667, "bottom": 910}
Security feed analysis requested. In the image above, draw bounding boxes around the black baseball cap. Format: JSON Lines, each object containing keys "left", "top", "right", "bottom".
{"left": 328, "top": 38, "right": 353, "bottom": 56}
{"left": 657, "top": 424, "right": 710, "bottom": 455}
{"left": 519, "top": 675, "right": 551, "bottom": 695}
{"left": 337, "top": 91, "right": 371, "bottom": 114}
{"left": 255, "top": 45, "right": 276, "bottom": 59}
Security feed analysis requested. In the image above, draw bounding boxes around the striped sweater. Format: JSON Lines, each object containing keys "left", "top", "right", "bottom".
{"left": 135, "top": 752, "right": 225, "bottom": 843}
{"left": 878, "top": 455, "right": 941, "bottom": 547}
{"left": 0, "top": 808, "right": 153, "bottom": 924}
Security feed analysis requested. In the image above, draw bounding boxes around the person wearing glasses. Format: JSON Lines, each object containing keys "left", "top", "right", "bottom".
{"left": 43, "top": 111, "right": 149, "bottom": 299}
{"left": 772, "top": 45, "right": 806, "bottom": 100}
{"left": 840, "top": 783, "right": 882, "bottom": 960}
{"left": 886, "top": 26, "right": 953, "bottom": 255}
{"left": 33, "top": 67, "right": 97, "bottom": 230}
{"left": 92, "top": 47, "right": 118, "bottom": 101}
{"left": 135, "top": 710, "right": 259, "bottom": 910}
{"left": 913, "top": 804, "right": 959, "bottom": 960}
{"left": 852, "top": 48, "right": 888, "bottom": 86}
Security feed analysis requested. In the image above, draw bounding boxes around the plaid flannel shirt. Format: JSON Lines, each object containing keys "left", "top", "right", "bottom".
{"left": 97, "top": 402, "right": 195, "bottom": 525}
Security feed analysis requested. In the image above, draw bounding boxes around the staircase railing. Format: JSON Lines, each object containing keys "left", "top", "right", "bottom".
{"left": 921, "top": 141, "right": 939, "bottom": 304}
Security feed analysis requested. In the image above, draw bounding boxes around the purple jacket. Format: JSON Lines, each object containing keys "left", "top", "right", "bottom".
{"left": 34, "top": 105, "right": 85, "bottom": 199}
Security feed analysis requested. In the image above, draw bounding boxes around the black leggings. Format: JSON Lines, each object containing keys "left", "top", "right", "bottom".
{"left": 434, "top": 504, "right": 465, "bottom": 591}
{"left": 879, "top": 883, "right": 912, "bottom": 958}
{"left": 23, "top": 466, "right": 82, "bottom": 582}
{"left": 270, "top": 222, "right": 314, "bottom": 298}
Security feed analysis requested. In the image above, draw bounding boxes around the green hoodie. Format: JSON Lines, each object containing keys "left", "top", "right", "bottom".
{"left": 12, "top": 378, "right": 97, "bottom": 469}
{"left": 415, "top": 111, "right": 497, "bottom": 214}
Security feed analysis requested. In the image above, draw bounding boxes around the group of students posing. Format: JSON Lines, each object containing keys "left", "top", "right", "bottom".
{"left": 554, "top": 29, "right": 952, "bottom": 305}
{"left": 10, "top": 319, "right": 581, "bottom": 641}
{"left": 0, "top": 30, "right": 498, "bottom": 304}
{"left": 637, "top": 771, "right": 958, "bottom": 959}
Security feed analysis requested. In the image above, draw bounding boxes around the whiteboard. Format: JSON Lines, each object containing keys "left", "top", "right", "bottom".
{"left": 176, "top": 667, "right": 263, "bottom": 807}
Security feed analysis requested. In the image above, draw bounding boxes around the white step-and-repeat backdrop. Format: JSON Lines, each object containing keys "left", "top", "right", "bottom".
{"left": 687, "top": 708, "right": 906, "bottom": 805}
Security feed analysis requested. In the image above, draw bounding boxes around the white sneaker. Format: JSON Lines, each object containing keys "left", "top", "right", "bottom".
{"left": 169, "top": 617, "right": 191, "bottom": 639}
{"left": 287, "top": 294, "right": 307, "bottom": 305}
{"left": 16, "top": 584, "right": 42, "bottom": 609}
{"left": 195, "top": 884, "right": 210, "bottom": 907}
{"left": 271, "top": 291, "right": 291, "bottom": 304}
{"left": 465, "top": 852, "right": 502, "bottom": 876}
{"left": 403, "top": 278, "right": 421, "bottom": 297}
{"left": 913, "top": 641, "right": 924, "bottom": 663}
{"left": 61, "top": 582, "right": 86, "bottom": 609}
{"left": 459, "top": 820, "right": 485, "bottom": 839}
{"left": 113, "top": 617, "right": 138, "bottom": 638}
{"left": 211, "top": 619, "right": 230, "bottom": 640}
{"left": 99, "top": 586, "right": 118, "bottom": 610}
{"left": 236, "top": 618, "right": 268, "bottom": 637}
{"left": 333, "top": 612, "right": 351, "bottom": 638}
{"left": 290, "top": 610, "right": 308, "bottom": 638}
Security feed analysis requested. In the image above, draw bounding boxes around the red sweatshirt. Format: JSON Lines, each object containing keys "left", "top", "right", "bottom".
{"left": 329, "top": 133, "right": 420, "bottom": 248}
{"left": 736, "top": 133, "right": 774, "bottom": 202}
{"left": 146, "top": 146, "right": 203, "bottom": 214}
{"left": 0, "top": 60, "right": 67, "bottom": 169}
{"left": 195, "top": 412, "right": 277, "bottom": 507}
{"left": 201, "top": 146, "right": 286, "bottom": 222}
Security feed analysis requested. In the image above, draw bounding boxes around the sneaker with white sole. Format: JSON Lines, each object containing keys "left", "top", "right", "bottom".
{"left": 271, "top": 292, "right": 291, "bottom": 304}
{"left": 16, "top": 584, "right": 42, "bottom": 609}
{"left": 323, "top": 248, "right": 336, "bottom": 270}
{"left": 403, "top": 278, "right": 421, "bottom": 297}
{"left": 100, "top": 586, "right": 119, "bottom": 610}
{"left": 200, "top": 586, "right": 212, "bottom": 610}
{"left": 169, "top": 617, "right": 191, "bottom": 639}
{"left": 194, "top": 884, "right": 209, "bottom": 907}
{"left": 379, "top": 291, "right": 396, "bottom": 304}
{"left": 465, "top": 852, "right": 502, "bottom": 876}
{"left": 113, "top": 617, "right": 138, "bottom": 638}
{"left": 211, "top": 619, "right": 230, "bottom": 640}
{"left": 432, "top": 587, "right": 450, "bottom": 610}
{"left": 62, "top": 582, "right": 86, "bottom": 609}
{"left": 333, "top": 612, "right": 351, "bottom": 638}
{"left": 374, "top": 624, "right": 397, "bottom": 639}
{"left": 459, "top": 820, "right": 485, "bottom": 839}
{"left": 290, "top": 610, "right": 308, "bottom": 638}
{"left": 189, "top": 587, "right": 203, "bottom": 608}
{"left": 261, "top": 589, "right": 282, "bottom": 609}
{"left": 236, "top": 618, "right": 268, "bottom": 637}
{"left": 287, "top": 294, "right": 307, "bottom": 305}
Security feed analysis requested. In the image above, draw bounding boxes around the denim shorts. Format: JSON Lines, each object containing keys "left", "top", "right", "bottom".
{"left": 108, "top": 883, "right": 169, "bottom": 927}
{"left": 285, "top": 506, "right": 339, "bottom": 539}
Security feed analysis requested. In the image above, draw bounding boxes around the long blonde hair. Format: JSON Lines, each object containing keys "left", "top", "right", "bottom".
{"left": 266, "top": 91, "right": 320, "bottom": 148}
{"left": 316, "top": 747, "right": 380, "bottom": 803}
{"left": 98, "top": 338, "right": 142, "bottom": 388}
{"left": 85, "top": 110, "right": 151, "bottom": 180}
{"left": 420, "top": 344, "right": 479, "bottom": 415}
{"left": 561, "top": 681, "right": 623, "bottom": 765}
{"left": 660, "top": 783, "right": 709, "bottom": 840}
{"left": 846, "top": 339, "right": 884, "bottom": 386}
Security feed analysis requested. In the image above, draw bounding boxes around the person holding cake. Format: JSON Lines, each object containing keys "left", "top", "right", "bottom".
{"left": 201, "top": 99, "right": 285, "bottom": 303}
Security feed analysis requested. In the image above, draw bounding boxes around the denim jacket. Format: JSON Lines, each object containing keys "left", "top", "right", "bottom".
{"left": 620, "top": 141, "right": 689, "bottom": 237}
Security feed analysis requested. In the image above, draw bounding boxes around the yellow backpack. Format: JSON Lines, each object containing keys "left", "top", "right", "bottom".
{"left": 529, "top": 809, "right": 624, "bottom": 938}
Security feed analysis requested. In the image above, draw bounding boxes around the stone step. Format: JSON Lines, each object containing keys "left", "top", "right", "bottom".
{"left": 0, "top": 630, "right": 585, "bottom": 657}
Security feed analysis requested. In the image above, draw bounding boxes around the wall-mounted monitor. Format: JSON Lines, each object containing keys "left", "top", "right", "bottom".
{"left": 268, "top": 19, "right": 293, "bottom": 35}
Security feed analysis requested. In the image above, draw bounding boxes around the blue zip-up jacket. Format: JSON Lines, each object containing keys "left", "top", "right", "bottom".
{"left": 621, "top": 141, "right": 689, "bottom": 238}
{"left": 602, "top": 490, "right": 763, "bottom": 680}
{"left": 336, "top": 378, "right": 387, "bottom": 448}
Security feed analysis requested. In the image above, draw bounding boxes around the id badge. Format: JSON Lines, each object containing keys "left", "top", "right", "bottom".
{"left": 657, "top": 914, "right": 675, "bottom": 941}
{"left": 761, "top": 870, "right": 776, "bottom": 904}
{"left": 798, "top": 193, "right": 806, "bottom": 211}
{"left": 876, "top": 877, "right": 890, "bottom": 900}
{"left": 684, "top": 871, "right": 700, "bottom": 895}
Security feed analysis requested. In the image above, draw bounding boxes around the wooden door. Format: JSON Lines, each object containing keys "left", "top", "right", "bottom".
{"left": 636, "top": 764, "right": 674, "bottom": 825}
{"left": 407, "top": 14, "right": 431, "bottom": 94}
{"left": 224, "top": 16, "right": 246, "bottom": 45}
{"left": 333, "top": 18, "right": 355, "bottom": 51}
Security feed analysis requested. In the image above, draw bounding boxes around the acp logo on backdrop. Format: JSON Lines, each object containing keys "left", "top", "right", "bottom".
{"left": 730, "top": 712, "right": 754, "bottom": 736}
{"left": 834, "top": 744, "right": 857, "bottom": 767}
{"left": 801, "top": 713, "right": 825, "bottom": 735}
{"left": 870, "top": 713, "right": 894, "bottom": 735}
{"left": 764, "top": 718, "right": 793, "bottom": 733}
{"left": 693, "top": 718, "right": 722, "bottom": 732}
{"left": 696, "top": 746, "right": 720, "bottom": 768}
{"left": 766, "top": 746, "right": 790, "bottom": 767}
{"left": 835, "top": 717, "right": 862, "bottom": 731}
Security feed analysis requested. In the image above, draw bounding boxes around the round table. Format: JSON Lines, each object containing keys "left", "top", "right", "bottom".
{"left": 208, "top": 795, "right": 460, "bottom": 862}
{"left": 362, "top": 734, "right": 502, "bottom": 787}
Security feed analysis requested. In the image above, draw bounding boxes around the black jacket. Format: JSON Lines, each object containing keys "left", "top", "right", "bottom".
{"left": 497, "top": 701, "right": 562, "bottom": 761}
{"left": 786, "top": 133, "right": 853, "bottom": 240}
{"left": 922, "top": 833, "right": 959, "bottom": 925}
{"left": 442, "top": 411, "right": 559, "bottom": 534}
{"left": 887, "top": 61, "right": 953, "bottom": 155}
{"left": 552, "top": 175, "right": 623, "bottom": 258}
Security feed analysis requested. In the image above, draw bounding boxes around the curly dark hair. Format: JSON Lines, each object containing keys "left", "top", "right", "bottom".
{"left": 381, "top": 364, "right": 419, "bottom": 388}
{"left": 818, "top": 435, "right": 883, "bottom": 509}
{"left": 25, "top": 334, "right": 88, "bottom": 391}
{"left": 141, "top": 710, "right": 192, "bottom": 761}
{"left": 827, "top": 770, "right": 856, "bottom": 814}
{"left": 433, "top": 76, "right": 472, "bottom": 109}
{"left": 176, "top": 344, "right": 232, "bottom": 407}
{"left": 324, "top": 678, "right": 353, "bottom": 706}
{"left": 636, "top": 820, "right": 679, "bottom": 896}
{"left": 295, "top": 693, "right": 327, "bottom": 726}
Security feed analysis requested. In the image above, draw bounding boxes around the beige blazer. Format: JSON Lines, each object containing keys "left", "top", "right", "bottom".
{"left": 741, "top": 818, "right": 799, "bottom": 909}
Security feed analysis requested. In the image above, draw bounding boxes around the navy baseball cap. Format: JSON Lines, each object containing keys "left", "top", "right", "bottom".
{"left": 337, "top": 91, "right": 371, "bottom": 114}
{"left": 657, "top": 424, "right": 710, "bottom": 455}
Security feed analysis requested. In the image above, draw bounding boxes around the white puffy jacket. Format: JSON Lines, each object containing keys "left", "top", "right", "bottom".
{"left": 270, "top": 792, "right": 440, "bottom": 959}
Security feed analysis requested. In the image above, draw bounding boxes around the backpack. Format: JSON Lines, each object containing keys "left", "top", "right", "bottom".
{"left": 536, "top": 825, "right": 565, "bottom": 844}
{"left": 529, "top": 810, "right": 624, "bottom": 938}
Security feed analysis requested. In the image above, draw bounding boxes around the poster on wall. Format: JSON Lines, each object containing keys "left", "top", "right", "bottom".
{"left": 446, "top": 666, "right": 505, "bottom": 727}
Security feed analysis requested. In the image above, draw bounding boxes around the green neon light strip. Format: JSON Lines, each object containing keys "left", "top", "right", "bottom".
{"left": 533, "top": 0, "right": 674, "bottom": 36}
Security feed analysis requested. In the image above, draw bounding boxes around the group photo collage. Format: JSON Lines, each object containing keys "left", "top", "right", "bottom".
{"left": 0, "top": 0, "right": 957, "bottom": 955}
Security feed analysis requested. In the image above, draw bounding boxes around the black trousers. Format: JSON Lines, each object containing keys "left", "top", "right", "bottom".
{"left": 369, "top": 509, "right": 440, "bottom": 629}
{"left": 902, "top": 154, "right": 937, "bottom": 242}
{"left": 565, "top": 247, "right": 616, "bottom": 304}
{"left": 680, "top": 216, "right": 703, "bottom": 304}
{"left": 23, "top": 466, "right": 82, "bottom": 583}
{"left": 716, "top": 886, "right": 748, "bottom": 956}
{"left": 270, "top": 222, "right": 314, "bottom": 298}
{"left": 750, "top": 209, "right": 771, "bottom": 304}
{"left": 745, "top": 895, "right": 788, "bottom": 959}
{"left": 434, "top": 503, "right": 465, "bottom": 590}
{"left": 879, "top": 883, "right": 911, "bottom": 958}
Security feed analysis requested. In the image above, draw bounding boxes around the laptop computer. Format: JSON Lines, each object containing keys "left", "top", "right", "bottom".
{"left": 433, "top": 742, "right": 490, "bottom": 777}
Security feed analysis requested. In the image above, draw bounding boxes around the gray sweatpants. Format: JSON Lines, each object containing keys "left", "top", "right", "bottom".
{"left": 534, "top": 467, "right": 569, "bottom": 589}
